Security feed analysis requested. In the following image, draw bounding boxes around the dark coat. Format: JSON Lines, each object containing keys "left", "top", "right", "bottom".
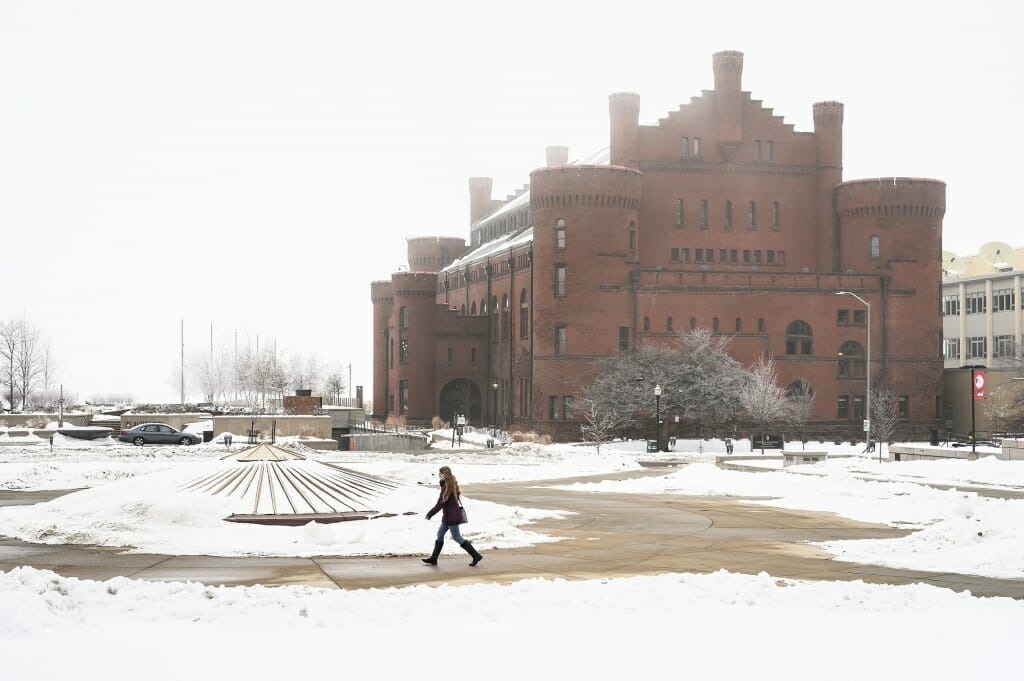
{"left": 426, "top": 482, "right": 465, "bottom": 525}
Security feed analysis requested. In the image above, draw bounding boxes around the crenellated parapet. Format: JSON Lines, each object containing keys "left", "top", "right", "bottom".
{"left": 407, "top": 236, "right": 466, "bottom": 273}
{"left": 529, "top": 165, "right": 642, "bottom": 211}
{"left": 370, "top": 280, "right": 394, "bottom": 306}
{"left": 835, "top": 177, "right": 946, "bottom": 219}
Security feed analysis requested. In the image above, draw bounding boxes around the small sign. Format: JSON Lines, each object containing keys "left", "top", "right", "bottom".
{"left": 973, "top": 371, "right": 986, "bottom": 400}
{"left": 863, "top": 419, "right": 870, "bottom": 432}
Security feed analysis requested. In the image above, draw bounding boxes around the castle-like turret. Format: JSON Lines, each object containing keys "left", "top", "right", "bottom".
{"left": 814, "top": 101, "right": 844, "bottom": 271}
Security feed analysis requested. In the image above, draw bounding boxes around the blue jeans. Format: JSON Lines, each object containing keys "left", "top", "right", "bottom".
{"left": 436, "top": 522, "right": 465, "bottom": 544}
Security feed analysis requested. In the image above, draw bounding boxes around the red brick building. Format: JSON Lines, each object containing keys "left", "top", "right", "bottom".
{"left": 370, "top": 51, "right": 945, "bottom": 440}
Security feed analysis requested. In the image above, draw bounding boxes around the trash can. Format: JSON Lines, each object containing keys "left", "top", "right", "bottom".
{"left": 202, "top": 430, "right": 214, "bottom": 443}
{"left": 646, "top": 440, "right": 658, "bottom": 453}
{"left": 929, "top": 428, "right": 939, "bottom": 446}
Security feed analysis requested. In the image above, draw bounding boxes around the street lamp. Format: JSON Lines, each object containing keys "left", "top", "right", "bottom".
{"left": 491, "top": 381, "right": 499, "bottom": 437}
{"left": 654, "top": 384, "right": 663, "bottom": 451}
{"left": 836, "top": 291, "right": 872, "bottom": 458}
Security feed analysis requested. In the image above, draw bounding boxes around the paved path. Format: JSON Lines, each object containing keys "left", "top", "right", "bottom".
{"left": 1, "top": 468, "right": 1022, "bottom": 598}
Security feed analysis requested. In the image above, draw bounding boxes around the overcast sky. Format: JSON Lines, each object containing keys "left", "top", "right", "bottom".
{"left": 1, "top": 1, "right": 1020, "bottom": 404}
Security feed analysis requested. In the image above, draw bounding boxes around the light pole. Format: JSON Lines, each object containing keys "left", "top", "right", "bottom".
{"left": 836, "top": 291, "right": 872, "bottom": 457}
{"left": 491, "top": 381, "right": 498, "bottom": 437}
{"left": 654, "top": 384, "right": 662, "bottom": 451}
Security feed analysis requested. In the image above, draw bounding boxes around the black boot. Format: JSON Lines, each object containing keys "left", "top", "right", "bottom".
{"left": 461, "top": 541, "right": 483, "bottom": 567}
{"left": 422, "top": 540, "right": 443, "bottom": 565}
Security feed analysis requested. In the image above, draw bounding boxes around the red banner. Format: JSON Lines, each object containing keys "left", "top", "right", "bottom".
{"left": 973, "top": 371, "right": 986, "bottom": 400}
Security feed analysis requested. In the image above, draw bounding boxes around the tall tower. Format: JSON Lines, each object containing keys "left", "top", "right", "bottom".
{"left": 813, "top": 101, "right": 844, "bottom": 271}
{"left": 608, "top": 92, "right": 640, "bottom": 167}
{"left": 712, "top": 50, "right": 744, "bottom": 159}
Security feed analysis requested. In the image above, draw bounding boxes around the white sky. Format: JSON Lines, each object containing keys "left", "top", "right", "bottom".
{"left": 2, "top": 1, "right": 1021, "bottom": 402}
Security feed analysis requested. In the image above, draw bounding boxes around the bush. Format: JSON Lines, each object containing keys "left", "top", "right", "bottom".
{"left": 510, "top": 431, "right": 552, "bottom": 445}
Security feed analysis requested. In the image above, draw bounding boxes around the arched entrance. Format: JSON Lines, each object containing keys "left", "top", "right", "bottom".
{"left": 439, "top": 379, "right": 482, "bottom": 426}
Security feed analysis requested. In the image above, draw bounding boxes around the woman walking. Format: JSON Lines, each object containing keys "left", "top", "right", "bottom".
{"left": 423, "top": 466, "right": 483, "bottom": 566}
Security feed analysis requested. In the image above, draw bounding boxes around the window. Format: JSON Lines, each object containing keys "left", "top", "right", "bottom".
{"left": 767, "top": 140, "right": 775, "bottom": 160}
{"left": 471, "top": 301, "right": 477, "bottom": 315}
{"left": 693, "top": 137, "right": 701, "bottom": 157}
{"left": 554, "top": 218, "right": 566, "bottom": 249}
{"left": 671, "top": 248, "right": 680, "bottom": 262}
{"left": 758, "top": 318, "right": 765, "bottom": 332}
{"left": 399, "top": 306, "right": 408, "bottom": 329}
{"left": 676, "top": 199, "right": 684, "bottom": 228}
{"left": 870, "top": 235, "right": 880, "bottom": 259}
{"left": 743, "top": 249, "right": 751, "bottom": 264}
{"left": 852, "top": 309, "right": 865, "bottom": 326}
{"left": 755, "top": 140, "right": 762, "bottom": 161}
{"left": 943, "top": 337, "right": 960, "bottom": 360}
{"left": 667, "top": 317, "right": 674, "bottom": 332}
{"left": 695, "top": 249, "right": 704, "bottom": 263}
{"left": 706, "top": 248, "right": 714, "bottom": 263}
{"left": 724, "top": 200, "right": 733, "bottom": 230}
{"left": 555, "top": 265, "right": 567, "bottom": 296}
{"left": 548, "top": 396, "right": 558, "bottom": 420}
{"left": 643, "top": 316, "right": 650, "bottom": 331}
{"left": 712, "top": 317, "right": 720, "bottom": 332}
{"left": 898, "top": 396, "right": 909, "bottom": 419}
{"left": 995, "top": 335, "right": 1015, "bottom": 358}
{"left": 748, "top": 201, "right": 757, "bottom": 229}
{"left": 766, "top": 250, "right": 775, "bottom": 264}
{"left": 399, "top": 337, "right": 409, "bottom": 363}
{"left": 735, "top": 318, "right": 742, "bottom": 332}
{"left": 837, "top": 309, "right": 850, "bottom": 325}
{"left": 838, "top": 341, "right": 865, "bottom": 377}
{"left": 681, "top": 137, "right": 689, "bottom": 158}
{"left": 689, "top": 317, "right": 697, "bottom": 331}
{"left": 730, "top": 249, "right": 738, "bottom": 264}
{"left": 519, "top": 289, "right": 529, "bottom": 339}
{"left": 471, "top": 347, "right": 477, "bottom": 363}
{"left": 966, "top": 292, "right": 986, "bottom": 314}
{"left": 968, "top": 336, "right": 986, "bottom": 359}
{"left": 629, "top": 221, "right": 636, "bottom": 253}
{"left": 680, "top": 248, "right": 690, "bottom": 263}
{"left": 942, "top": 294, "right": 960, "bottom": 316}
{"left": 501, "top": 294, "right": 510, "bottom": 340}
{"left": 993, "top": 289, "right": 1015, "bottom": 312}
{"left": 786, "top": 320, "right": 814, "bottom": 355}
{"left": 852, "top": 395, "right": 865, "bottom": 420}
{"left": 492, "top": 295, "right": 498, "bottom": 336}
{"left": 700, "top": 200, "right": 709, "bottom": 229}
{"left": 555, "top": 326, "right": 566, "bottom": 355}
{"left": 447, "top": 347, "right": 453, "bottom": 363}
{"left": 618, "top": 327, "right": 630, "bottom": 352}
{"left": 772, "top": 202, "right": 780, "bottom": 231}
{"left": 399, "top": 380, "right": 409, "bottom": 415}
{"left": 753, "top": 250, "right": 762, "bottom": 264}
{"left": 719, "top": 248, "right": 728, "bottom": 263}
{"left": 562, "top": 396, "right": 574, "bottom": 420}
{"left": 838, "top": 395, "right": 849, "bottom": 419}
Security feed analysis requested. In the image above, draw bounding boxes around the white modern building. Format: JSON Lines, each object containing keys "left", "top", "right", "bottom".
{"left": 941, "top": 242, "right": 1023, "bottom": 369}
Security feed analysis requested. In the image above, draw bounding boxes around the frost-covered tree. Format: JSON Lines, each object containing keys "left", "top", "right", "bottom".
{"left": 870, "top": 388, "right": 900, "bottom": 460}
{"left": 786, "top": 381, "right": 816, "bottom": 450}
{"left": 579, "top": 329, "right": 749, "bottom": 450}
{"left": 741, "top": 356, "right": 790, "bottom": 454}
{"left": 578, "top": 396, "right": 621, "bottom": 453}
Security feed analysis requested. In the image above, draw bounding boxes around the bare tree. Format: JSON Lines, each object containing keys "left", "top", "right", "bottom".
{"left": 190, "top": 345, "right": 232, "bottom": 405}
{"left": 988, "top": 353, "right": 1024, "bottom": 435}
{"left": 0, "top": 320, "right": 18, "bottom": 410}
{"left": 578, "top": 396, "right": 621, "bottom": 453}
{"left": 741, "top": 355, "right": 790, "bottom": 454}
{"left": 870, "top": 389, "right": 900, "bottom": 461}
{"left": 323, "top": 370, "right": 347, "bottom": 405}
{"left": 786, "top": 381, "right": 816, "bottom": 450}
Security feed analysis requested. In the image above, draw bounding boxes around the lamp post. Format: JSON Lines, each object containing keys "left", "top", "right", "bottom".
{"left": 491, "top": 381, "right": 498, "bottom": 437}
{"left": 836, "top": 291, "right": 872, "bottom": 457}
{"left": 654, "top": 384, "right": 662, "bottom": 451}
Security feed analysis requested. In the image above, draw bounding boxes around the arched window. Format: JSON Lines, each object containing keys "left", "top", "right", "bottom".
{"left": 471, "top": 301, "right": 477, "bottom": 316}
{"left": 758, "top": 317, "right": 765, "bottom": 332}
{"left": 666, "top": 316, "right": 673, "bottom": 332}
{"left": 629, "top": 221, "right": 637, "bottom": 253}
{"left": 399, "top": 306, "right": 408, "bottom": 329}
{"left": 643, "top": 316, "right": 650, "bottom": 331}
{"left": 772, "top": 201, "right": 780, "bottom": 231}
{"left": 491, "top": 296, "right": 499, "bottom": 335}
{"left": 724, "top": 200, "right": 733, "bottom": 230}
{"left": 501, "top": 294, "right": 510, "bottom": 340}
{"left": 519, "top": 288, "right": 529, "bottom": 339}
{"left": 735, "top": 317, "right": 742, "bottom": 332}
{"left": 838, "top": 341, "right": 866, "bottom": 377}
{"left": 555, "top": 218, "right": 566, "bottom": 249}
{"left": 786, "top": 320, "right": 813, "bottom": 355}
{"left": 870, "top": 235, "right": 880, "bottom": 258}
{"left": 713, "top": 317, "right": 720, "bottom": 332}
{"left": 748, "top": 201, "right": 757, "bottom": 229}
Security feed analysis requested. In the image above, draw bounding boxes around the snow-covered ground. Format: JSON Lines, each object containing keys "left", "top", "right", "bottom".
{"left": 2, "top": 434, "right": 1024, "bottom": 679}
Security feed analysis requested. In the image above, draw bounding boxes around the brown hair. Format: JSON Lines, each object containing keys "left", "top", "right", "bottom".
{"left": 439, "top": 466, "right": 461, "bottom": 501}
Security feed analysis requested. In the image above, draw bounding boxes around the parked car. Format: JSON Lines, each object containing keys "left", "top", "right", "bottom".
{"left": 118, "top": 423, "right": 202, "bottom": 446}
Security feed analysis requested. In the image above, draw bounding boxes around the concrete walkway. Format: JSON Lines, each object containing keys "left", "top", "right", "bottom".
{"left": 1, "top": 468, "right": 1023, "bottom": 598}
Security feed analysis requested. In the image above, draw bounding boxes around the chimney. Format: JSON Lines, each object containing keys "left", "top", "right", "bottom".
{"left": 545, "top": 145, "right": 569, "bottom": 167}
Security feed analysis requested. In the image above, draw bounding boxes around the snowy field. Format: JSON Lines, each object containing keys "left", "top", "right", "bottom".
{"left": 1, "top": 434, "right": 1023, "bottom": 679}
